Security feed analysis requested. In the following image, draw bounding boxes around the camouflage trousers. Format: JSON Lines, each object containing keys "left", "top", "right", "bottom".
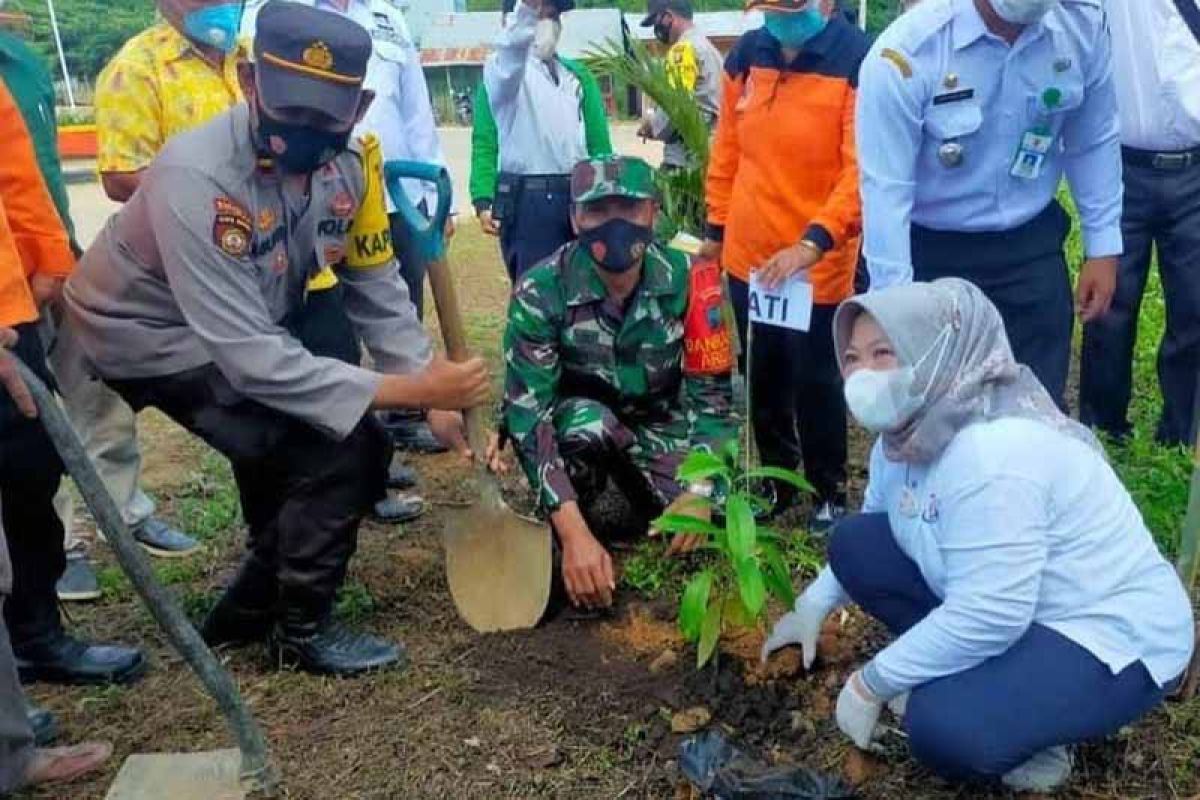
{"left": 553, "top": 397, "right": 688, "bottom": 517}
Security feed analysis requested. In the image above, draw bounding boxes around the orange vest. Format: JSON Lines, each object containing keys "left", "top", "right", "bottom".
{"left": 706, "top": 21, "right": 870, "bottom": 304}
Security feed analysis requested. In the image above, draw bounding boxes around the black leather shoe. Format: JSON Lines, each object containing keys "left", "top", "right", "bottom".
{"left": 387, "top": 463, "right": 419, "bottom": 490}
{"left": 372, "top": 493, "right": 425, "bottom": 524}
{"left": 272, "top": 618, "right": 405, "bottom": 677}
{"left": 14, "top": 633, "right": 146, "bottom": 686}
{"left": 386, "top": 418, "right": 447, "bottom": 454}
{"left": 25, "top": 702, "right": 57, "bottom": 746}
{"left": 201, "top": 600, "right": 274, "bottom": 649}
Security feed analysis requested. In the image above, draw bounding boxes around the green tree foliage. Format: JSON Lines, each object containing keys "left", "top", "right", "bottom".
{"left": 8, "top": 0, "right": 156, "bottom": 82}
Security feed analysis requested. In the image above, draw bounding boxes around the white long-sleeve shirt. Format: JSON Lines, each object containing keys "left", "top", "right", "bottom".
{"left": 808, "top": 417, "right": 1195, "bottom": 699}
{"left": 483, "top": 2, "right": 589, "bottom": 176}
{"left": 1108, "top": 0, "right": 1200, "bottom": 151}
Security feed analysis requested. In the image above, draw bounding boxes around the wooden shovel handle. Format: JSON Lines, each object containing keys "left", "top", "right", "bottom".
{"left": 426, "top": 255, "right": 489, "bottom": 458}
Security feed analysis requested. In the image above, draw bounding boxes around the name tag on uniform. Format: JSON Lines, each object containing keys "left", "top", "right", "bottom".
{"left": 1010, "top": 129, "right": 1054, "bottom": 180}
{"left": 932, "top": 88, "right": 975, "bottom": 106}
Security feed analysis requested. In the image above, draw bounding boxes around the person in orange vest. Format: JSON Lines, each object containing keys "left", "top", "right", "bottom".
{"left": 703, "top": 0, "right": 870, "bottom": 533}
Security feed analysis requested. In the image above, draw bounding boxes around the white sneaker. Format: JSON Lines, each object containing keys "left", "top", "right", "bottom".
{"left": 1002, "top": 746, "right": 1073, "bottom": 792}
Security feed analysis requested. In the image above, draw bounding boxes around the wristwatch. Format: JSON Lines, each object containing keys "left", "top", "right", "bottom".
{"left": 798, "top": 238, "right": 824, "bottom": 258}
{"left": 687, "top": 481, "right": 714, "bottom": 498}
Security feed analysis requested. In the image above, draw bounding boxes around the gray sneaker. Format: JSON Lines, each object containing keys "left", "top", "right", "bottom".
{"left": 132, "top": 518, "right": 201, "bottom": 558}
{"left": 56, "top": 552, "right": 101, "bottom": 603}
{"left": 1002, "top": 746, "right": 1073, "bottom": 792}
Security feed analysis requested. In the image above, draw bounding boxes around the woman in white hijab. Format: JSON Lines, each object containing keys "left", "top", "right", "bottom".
{"left": 762, "top": 279, "right": 1195, "bottom": 791}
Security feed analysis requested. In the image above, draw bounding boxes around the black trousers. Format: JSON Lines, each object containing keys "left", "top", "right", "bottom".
{"left": 728, "top": 280, "right": 847, "bottom": 505}
{"left": 1081, "top": 156, "right": 1200, "bottom": 445}
{"left": 497, "top": 175, "right": 574, "bottom": 282}
{"left": 109, "top": 361, "right": 389, "bottom": 619}
{"left": 912, "top": 201, "right": 1073, "bottom": 408}
{"left": 0, "top": 324, "right": 67, "bottom": 647}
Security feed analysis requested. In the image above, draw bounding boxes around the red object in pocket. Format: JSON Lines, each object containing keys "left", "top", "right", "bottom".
{"left": 684, "top": 257, "right": 734, "bottom": 376}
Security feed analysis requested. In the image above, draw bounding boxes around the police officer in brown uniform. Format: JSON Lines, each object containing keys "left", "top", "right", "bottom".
{"left": 64, "top": 1, "right": 489, "bottom": 676}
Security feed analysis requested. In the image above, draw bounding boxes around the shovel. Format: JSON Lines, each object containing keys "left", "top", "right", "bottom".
{"left": 12, "top": 358, "right": 278, "bottom": 800}
{"left": 384, "top": 160, "right": 552, "bottom": 632}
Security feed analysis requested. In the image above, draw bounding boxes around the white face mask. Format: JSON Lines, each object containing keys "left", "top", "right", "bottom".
{"left": 843, "top": 368, "right": 921, "bottom": 433}
{"left": 990, "top": 0, "right": 1060, "bottom": 24}
{"left": 533, "top": 18, "right": 562, "bottom": 62}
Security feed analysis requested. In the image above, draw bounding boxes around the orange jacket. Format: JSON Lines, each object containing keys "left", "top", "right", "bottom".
{"left": 0, "top": 80, "right": 73, "bottom": 327}
{"left": 705, "top": 18, "right": 869, "bottom": 304}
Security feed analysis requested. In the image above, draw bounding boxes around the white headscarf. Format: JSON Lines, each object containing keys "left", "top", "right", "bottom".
{"left": 833, "top": 278, "right": 1101, "bottom": 464}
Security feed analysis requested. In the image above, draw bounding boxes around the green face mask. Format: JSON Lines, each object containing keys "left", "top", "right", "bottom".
{"left": 763, "top": 8, "right": 828, "bottom": 49}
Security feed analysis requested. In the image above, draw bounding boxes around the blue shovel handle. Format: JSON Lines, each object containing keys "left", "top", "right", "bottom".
{"left": 384, "top": 160, "right": 453, "bottom": 263}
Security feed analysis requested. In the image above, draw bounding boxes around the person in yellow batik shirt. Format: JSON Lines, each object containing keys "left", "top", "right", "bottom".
{"left": 95, "top": 0, "right": 245, "bottom": 203}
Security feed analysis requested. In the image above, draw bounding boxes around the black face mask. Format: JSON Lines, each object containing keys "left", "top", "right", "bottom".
{"left": 578, "top": 218, "right": 654, "bottom": 274}
{"left": 253, "top": 101, "right": 352, "bottom": 174}
{"left": 653, "top": 15, "right": 672, "bottom": 44}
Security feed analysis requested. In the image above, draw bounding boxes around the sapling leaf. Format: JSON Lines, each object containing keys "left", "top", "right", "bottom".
{"left": 735, "top": 557, "right": 767, "bottom": 617}
{"left": 743, "top": 466, "right": 816, "bottom": 494}
{"left": 726, "top": 493, "right": 756, "bottom": 562}
{"left": 698, "top": 595, "right": 723, "bottom": 668}
{"left": 722, "top": 593, "right": 756, "bottom": 629}
{"left": 720, "top": 438, "right": 739, "bottom": 469}
{"left": 760, "top": 542, "right": 797, "bottom": 607}
{"left": 677, "top": 451, "right": 727, "bottom": 484}
{"left": 679, "top": 570, "right": 712, "bottom": 642}
{"left": 653, "top": 514, "right": 721, "bottom": 536}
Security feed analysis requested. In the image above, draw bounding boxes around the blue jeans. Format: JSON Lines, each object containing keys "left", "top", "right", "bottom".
{"left": 828, "top": 512, "right": 1171, "bottom": 782}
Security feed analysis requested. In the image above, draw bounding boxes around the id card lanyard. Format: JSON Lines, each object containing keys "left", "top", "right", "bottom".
{"left": 1010, "top": 87, "right": 1063, "bottom": 180}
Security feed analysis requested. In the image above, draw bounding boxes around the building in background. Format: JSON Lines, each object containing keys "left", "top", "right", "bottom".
{"left": 418, "top": 9, "right": 762, "bottom": 124}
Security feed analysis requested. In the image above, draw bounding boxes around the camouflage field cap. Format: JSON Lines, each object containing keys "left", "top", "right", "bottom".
{"left": 570, "top": 156, "right": 658, "bottom": 205}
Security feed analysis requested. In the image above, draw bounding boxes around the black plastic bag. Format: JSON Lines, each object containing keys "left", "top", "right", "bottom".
{"left": 679, "top": 731, "right": 856, "bottom": 800}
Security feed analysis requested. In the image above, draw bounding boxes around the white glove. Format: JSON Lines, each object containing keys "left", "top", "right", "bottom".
{"left": 761, "top": 579, "right": 842, "bottom": 669}
{"left": 835, "top": 670, "right": 884, "bottom": 750}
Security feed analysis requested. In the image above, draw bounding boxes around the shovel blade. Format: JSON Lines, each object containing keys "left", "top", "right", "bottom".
{"left": 443, "top": 501, "right": 552, "bottom": 632}
{"left": 105, "top": 750, "right": 244, "bottom": 800}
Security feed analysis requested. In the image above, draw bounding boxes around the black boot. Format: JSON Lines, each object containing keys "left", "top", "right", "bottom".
{"left": 271, "top": 609, "right": 405, "bottom": 677}
{"left": 14, "top": 631, "right": 146, "bottom": 686}
{"left": 201, "top": 557, "right": 278, "bottom": 648}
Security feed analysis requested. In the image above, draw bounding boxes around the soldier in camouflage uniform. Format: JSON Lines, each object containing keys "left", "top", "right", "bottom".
{"left": 501, "top": 155, "right": 737, "bottom": 609}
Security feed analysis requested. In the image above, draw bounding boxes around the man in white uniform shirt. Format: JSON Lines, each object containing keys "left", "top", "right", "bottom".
{"left": 1080, "top": 0, "right": 1200, "bottom": 446}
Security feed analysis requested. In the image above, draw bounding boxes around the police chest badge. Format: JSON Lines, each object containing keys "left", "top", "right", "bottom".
{"left": 213, "top": 197, "right": 253, "bottom": 258}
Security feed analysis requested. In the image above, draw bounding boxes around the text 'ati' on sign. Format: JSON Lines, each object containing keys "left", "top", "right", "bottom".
{"left": 748, "top": 272, "right": 814, "bottom": 332}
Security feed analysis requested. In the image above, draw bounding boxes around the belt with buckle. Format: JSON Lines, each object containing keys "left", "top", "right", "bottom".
{"left": 1122, "top": 146, "right": 1200, "bottom": 171}
{"left": 516, "top": 174, "right": 572, "bottom": 193}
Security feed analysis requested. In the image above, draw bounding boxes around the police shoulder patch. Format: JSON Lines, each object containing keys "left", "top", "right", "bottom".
{"left": 213, "top": 197, "right": 253, "bottom": 258}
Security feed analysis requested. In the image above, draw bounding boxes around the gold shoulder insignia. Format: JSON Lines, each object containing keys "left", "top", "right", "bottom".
{"left": 881, "top": 48, "right": 913, "bottom": 79}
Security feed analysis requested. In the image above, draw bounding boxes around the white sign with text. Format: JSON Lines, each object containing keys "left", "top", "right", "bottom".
{"left": 748, "top": 273, "right": 814, "bottom": 332}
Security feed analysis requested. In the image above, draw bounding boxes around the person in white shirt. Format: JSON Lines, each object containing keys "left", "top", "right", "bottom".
{"left": 763, "top": 279, "right": 1195, "bottom": 792}
{"left": 1080, "top": 0, "right": 1200, "bottom": 447}
{"left": 469, "top": 0, "right": 612, "bottom": 281}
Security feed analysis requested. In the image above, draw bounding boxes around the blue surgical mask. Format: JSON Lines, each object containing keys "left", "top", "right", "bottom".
{"left": 763, "top": 8, "right": 828, "bottom": 49}
{"left": 183, "top": 2, "right": 244, "bottom": 53}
